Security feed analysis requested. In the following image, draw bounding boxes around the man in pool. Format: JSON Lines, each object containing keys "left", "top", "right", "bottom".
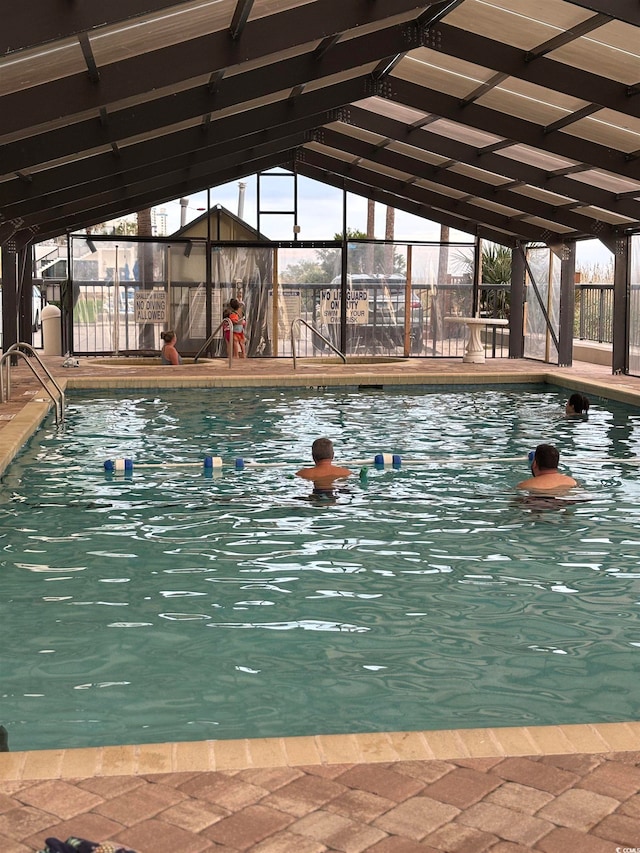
{"left": 296, "top": 437, "right": 351, "bottom": 493}
{"left": 517, "top": 443, "right": 577, "bottom": 492}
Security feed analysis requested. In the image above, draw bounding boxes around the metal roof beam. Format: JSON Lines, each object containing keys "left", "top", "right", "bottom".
{"left": 345, "top": 105, "right": 640, "bottom": 223}
{"left": 0, "top": 20, "right": 418, "bottom": 173}
{"left": 318, "top": 127, "right": 613, "bottom": 238}
{"left": 544, "top": 104, "right": 601, "bottom": 134}
{"left": 25, "top": 149, "right": 296, "bottom": 243}
{"left": 561, "top": 0, "right": 640, "bottom": 27}
{"left": 229, "top": 0, "right": 255, "bottom": 40}
{"left": 77, "top": 33, "right": 100, "bottom": 84}
{"left": 431, "top": 24, "right": 640, "bottom": 122}
{"left": 388, "top": 77, "right": 640, "bottom": 181}
{"left": 1, "top": 0, "right": 189, "bottom": 55}
{"left": 525, "top": 12, "right": 611, "bottom": 62}
{"left": 11, "top": 131, "right": 311, "bottom": 227}
{"left": 0, "top": 0, "right": 435, "bottom": 139}
{"left": 301, "top": 170, "right": 516, "bottom": 247}
{"left": 0, "top": 108, "right": 333, "bottom": 213}
{"left": 297, "top": 161, "right": 519, "bottom": 247}
{"left": 300, "top": 147, "right": 569, "bottom": 242}
{"left": 0, "top": 79, "right": 365, "bottom": 210}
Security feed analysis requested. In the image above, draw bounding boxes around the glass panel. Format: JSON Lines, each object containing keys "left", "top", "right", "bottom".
{"left": 277, "top": 246, "right": 342, "bottom": 357}
{"left": 213, "top": 245, "right": 274, "bottom": 357}
{"left": 629, "top": 235, "right": 640, "bottom": 376}
{"left": 427, "top": 243, "right": 474, "bottom": 358}
{"left": 65, "top": 235, "right": 502, "bottom": 360}
{"left": 524, "top": 246, "right": 560, "bottom": 363}
{"left": 71, "top": 236, "right": 174, "bottom": 355}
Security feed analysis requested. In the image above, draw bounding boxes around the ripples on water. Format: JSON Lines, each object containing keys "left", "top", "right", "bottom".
{"left": 3, "top": 384, "right": 640, "bottom": 750}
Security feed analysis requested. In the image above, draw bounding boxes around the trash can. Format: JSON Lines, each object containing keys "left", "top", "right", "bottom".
{"left": 41, "top": 304, "right": 62, "bottom": 356}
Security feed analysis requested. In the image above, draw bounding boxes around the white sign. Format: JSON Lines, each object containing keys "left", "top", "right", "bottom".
{"left": 134, "top": 291, "right": 167, "bottom": 323}
{"left": 187, "top": 288, "right": 206, "bottom": 338}
{"left": 320, "top": 288, "right": 368, "bottom": 325}
{"left": 267, "top": 288, "right": 303, "bottom": 335}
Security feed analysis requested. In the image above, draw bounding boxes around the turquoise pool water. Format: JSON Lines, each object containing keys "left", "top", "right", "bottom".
{"left": 3, "top": 384, "right": 640, "bottom": 752}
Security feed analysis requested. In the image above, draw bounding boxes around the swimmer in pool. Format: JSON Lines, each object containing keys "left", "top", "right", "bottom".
{"left": 160, "top": 330, "right": 183, "bottom": 365}
{"left": 296, "top": 437, "right": 351, "bottom": 496}
{"left": 565, "top": 392, "right": 590, "bottom": 417}
{"left": 516, "top": 443, "right": 577, "bottom": 493}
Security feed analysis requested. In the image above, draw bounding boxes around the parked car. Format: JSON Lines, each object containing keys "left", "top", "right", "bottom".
{"left": 327, "top": 274, "right": 424, "bottom": 354}
{"left": 102, "top": 285, "right": 137, "bottom": 316}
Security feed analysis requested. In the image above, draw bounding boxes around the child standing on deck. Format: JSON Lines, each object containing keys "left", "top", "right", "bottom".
{"left": 227, "top": 297, "right": 246, "bottom": 358}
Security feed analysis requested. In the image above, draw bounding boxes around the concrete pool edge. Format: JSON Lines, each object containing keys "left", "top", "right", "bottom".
{"left": 2, "top": 721, "right": 640, "bottom": 782}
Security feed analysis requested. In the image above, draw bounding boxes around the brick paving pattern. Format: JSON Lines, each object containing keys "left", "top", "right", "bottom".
{"left": 0, "top": 754, "right": 638, "bottom": 851}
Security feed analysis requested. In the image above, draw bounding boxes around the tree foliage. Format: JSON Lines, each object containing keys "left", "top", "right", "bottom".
{"left": 480, "top": 244, "right": 512, "bottom": 284}
{"left": 280, "top": 228, "right": 406, "bottom": 284}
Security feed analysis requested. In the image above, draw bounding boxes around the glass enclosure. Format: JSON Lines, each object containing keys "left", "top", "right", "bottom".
{"left": 630, "top": 235, "right": 640, "bottom": 377}
{"left": 68, "top": 235, "right": 484, "bottom": 359}
{"left": 523, "top": 245, "right": 560, "bottom": 364}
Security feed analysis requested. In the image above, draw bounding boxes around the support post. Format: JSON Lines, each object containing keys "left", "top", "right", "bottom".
{"left": 18, "top": 244, "right": 34, "bottom": 344}
{"left": 472, "top": 236, "right": 481, "bottom": 317}
{"left": 1, "top": 241, "right": 19, "bottom": 357}
{"left": 557, "top": 241, "right": 575, "bottom": 367}
{"left": 340, "top": 180, "right": 348, "bottom": 354}
{"left": 611, "top": 236, "right": 630, "bottom": 375}
{"left": 509, "top": 243, "right": 525, "bottom": 358}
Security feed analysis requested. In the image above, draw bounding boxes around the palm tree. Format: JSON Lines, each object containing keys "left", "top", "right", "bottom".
{"left": 480, "top": 243, "right": 512, "bottom": 284}
{"left": 454, "top": 241, "right": 512, "bottom": 318}
{"left": 479, "top": 243, "right": 511, "bottom": 318}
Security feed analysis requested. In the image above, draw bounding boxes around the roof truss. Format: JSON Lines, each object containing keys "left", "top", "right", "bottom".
{"left": 1, "top": 0, "right": 639, "bottom": 249}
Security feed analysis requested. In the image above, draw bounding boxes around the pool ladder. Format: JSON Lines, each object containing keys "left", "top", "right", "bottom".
{"left": 0, "top": 342, "right": 66, "bottom": 426}
{"left": 291, "top": 318, "right": 346, "bottom": 369}
{"left": 193, "top": 317, "right": 234, "bottom": 366}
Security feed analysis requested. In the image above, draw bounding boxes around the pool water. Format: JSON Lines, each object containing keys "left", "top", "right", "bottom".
{"left": 3, "top": 384, "right": 640, "bottom": 752}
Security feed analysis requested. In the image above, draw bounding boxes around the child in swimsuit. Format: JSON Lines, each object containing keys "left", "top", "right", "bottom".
{"left": 226, "top": 297, "right": 246, "bottom": 358}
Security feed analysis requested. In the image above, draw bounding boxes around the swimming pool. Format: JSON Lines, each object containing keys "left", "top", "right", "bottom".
{"left": 3, "top": 383, "right": 640, "bottom": 752}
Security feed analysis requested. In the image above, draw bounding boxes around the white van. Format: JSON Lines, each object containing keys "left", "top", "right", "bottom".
{"left": 0, "top": 284, "right": 44, "bottom": 346}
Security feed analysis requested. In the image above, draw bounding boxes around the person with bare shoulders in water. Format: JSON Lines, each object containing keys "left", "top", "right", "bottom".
{"left": 517, "top": 444, "right": 577, "bottom": 492}
{"left": 296, "top": 437, "right": 351, "bottom": 502}
{"left": 516, "top": 443, "right": 587, "bottom": 510}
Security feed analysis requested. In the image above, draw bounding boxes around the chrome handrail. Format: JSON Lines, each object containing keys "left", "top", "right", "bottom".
{"left": 0, "top": 342, "right": 66, "bottom": 426}
{"left": 193, "top": 317, "right": 234, "bottom": 367}
{"left": 291, "top": 318, "right": 347, "bottom": 369}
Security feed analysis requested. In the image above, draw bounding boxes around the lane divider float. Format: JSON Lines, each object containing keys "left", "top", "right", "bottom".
{"left": 104, "top": 453, "right": 404, "bottom": 472}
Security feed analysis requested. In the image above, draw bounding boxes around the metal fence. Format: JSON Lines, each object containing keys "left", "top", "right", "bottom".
{"left": 574, "top": 283, "right": 613, "bottom": 344}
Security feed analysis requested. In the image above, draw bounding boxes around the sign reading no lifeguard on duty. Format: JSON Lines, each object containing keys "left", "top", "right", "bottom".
{"left": 320, "top": 289, "right": 368, "bottom": 324}
{"left": 134, "top": 291, "right": 167, "bottom": 323}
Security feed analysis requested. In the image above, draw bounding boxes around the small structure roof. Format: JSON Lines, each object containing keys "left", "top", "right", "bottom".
{"left": 170, "top": 205, "right": 268, "bottom": 241}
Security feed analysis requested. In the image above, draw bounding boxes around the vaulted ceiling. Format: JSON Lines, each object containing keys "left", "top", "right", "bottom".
{"left": 1, "top": 0, "right": 639, "bottom": 250}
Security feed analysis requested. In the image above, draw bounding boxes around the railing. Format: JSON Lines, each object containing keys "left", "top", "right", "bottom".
{"left": 575, "top": 283, "right": 613, "bottom": 343}
{"left": 63, "top": 278, "right": 616, "bottom": 359}
{"left": 291, "top": 318, "right": 346, "bottom": 369}
{"left": 193, "top": 317, "right": 233, "bottom": 366}
{"left": 0, "top": 342, "right": 65, "bottom": 426}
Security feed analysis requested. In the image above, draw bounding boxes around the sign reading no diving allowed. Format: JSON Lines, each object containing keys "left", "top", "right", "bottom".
{"left": 134, "top": 291, "right": 167, "bottom": 323}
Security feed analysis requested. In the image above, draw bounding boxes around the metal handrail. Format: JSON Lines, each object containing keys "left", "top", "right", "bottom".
{"left": 193, "top": 317, "right": 234, "bottom": 366}
{"left": 0, "top": 342, "right": 66, "bottom": 426}
{"left": 291, "top": 318, "right": 347, "bottom": 369}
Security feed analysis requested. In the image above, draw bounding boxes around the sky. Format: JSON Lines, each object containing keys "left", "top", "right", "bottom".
{"left": 157, "top": 170, "right": 612, "bottom": 269}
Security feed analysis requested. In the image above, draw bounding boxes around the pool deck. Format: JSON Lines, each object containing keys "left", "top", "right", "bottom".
{"left": 2, "top": 354, "right": 640, "bottom": 852}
